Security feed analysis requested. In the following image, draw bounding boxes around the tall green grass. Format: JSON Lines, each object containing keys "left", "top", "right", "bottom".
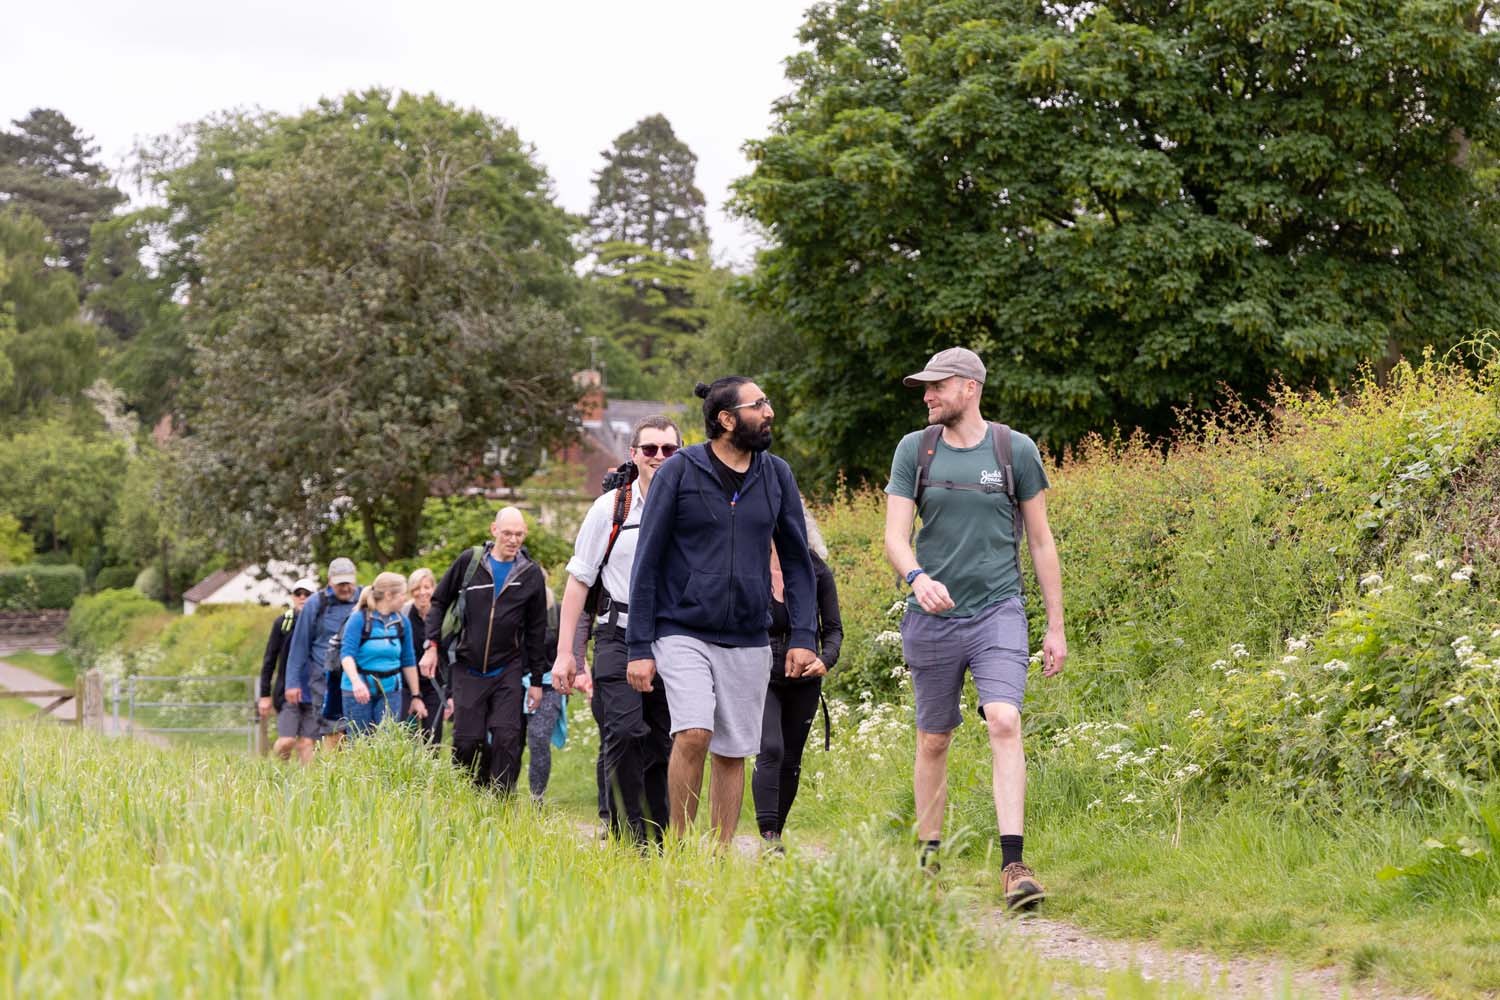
{"left": 0, "top": 726, "right": 1216, "bottom": 999}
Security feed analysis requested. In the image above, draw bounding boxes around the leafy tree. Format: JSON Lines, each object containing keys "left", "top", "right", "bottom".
{"left": 0, "top": 109, "right": 125, "bottom": 276}
{"left": 0, "top": 420, "right": 126, "bottom": 563}
{"left": 105, "top": 444, "right": 212, "bottom": 604}
{"left": 734, "top": 0, "right": 1500, "bottom": 486}
{"left": 180, "top": 90, "right": 581, "bottom": 562}
{"left": 587, "top": 116, "right": 714, "bottom": 395}
{"left": 0, "top": 514, "right": 34, "bottom": 566}
{"left": 84, "top": 209, "right": 188, "bottom": 422}
{"left": 0, "top": 209, "right": 98, "bottom": 417}
{"left": 590, "top": 240, "right": 711, "bottom": 390}
{"left": 590, "top": 114, "right": 709, "bottom": 255}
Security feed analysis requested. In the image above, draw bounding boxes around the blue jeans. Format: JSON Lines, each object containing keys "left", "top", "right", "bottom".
{"left": 343, "top": 683, "right": 397, "bottom": 736}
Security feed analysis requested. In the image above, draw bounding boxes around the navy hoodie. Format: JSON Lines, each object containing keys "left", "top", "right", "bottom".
{"left": 627, "top": 443, "right": 818, "bottom": 661}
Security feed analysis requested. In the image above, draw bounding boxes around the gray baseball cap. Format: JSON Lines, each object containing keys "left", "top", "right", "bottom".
{"left": 902, "top": 347, "right": 986, "bottom": 387}
{"left": 327, "top": 557, "right": 357, "bottom": 585}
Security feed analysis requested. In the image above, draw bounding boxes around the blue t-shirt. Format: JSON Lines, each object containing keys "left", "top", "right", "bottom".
{"left": 338, "top": 609, "right": 416, "bottom": 694}
{"left": 489, "top": 556, "right": 514, "bottom": 600}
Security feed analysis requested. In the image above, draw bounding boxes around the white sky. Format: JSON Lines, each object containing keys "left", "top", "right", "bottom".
{"left": 4, "top": 0, "right": 815, "bottom": 267}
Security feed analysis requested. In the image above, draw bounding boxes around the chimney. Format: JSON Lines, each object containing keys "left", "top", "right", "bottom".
{"left": 574, "top": 369, "right": 605, "bottom": 423}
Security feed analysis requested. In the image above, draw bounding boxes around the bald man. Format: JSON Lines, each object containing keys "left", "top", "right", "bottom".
{"left": 421, "top": 507, "right": 549, "bottom": 792}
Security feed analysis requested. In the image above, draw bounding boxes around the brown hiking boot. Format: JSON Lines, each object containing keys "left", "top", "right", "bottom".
{"left": 1002, "top": 862, "right": 1046, "bottom": 911}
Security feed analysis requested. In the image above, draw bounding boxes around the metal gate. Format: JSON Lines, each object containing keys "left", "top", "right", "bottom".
{"left": 110, "top": 674, "right": 259, "bottom": 753}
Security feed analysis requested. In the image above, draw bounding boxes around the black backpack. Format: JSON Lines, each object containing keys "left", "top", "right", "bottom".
{"left": 328, "top": 608, "right": 407, "bottom": 677}
{"left": 584, "top": 482, "right": 635, "bottom": 616}
{"left": 912, "top": 422, "right": 1026, "bottom": 586}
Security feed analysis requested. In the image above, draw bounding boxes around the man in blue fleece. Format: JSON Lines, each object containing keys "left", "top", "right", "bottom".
{"left": 627, "top": 376, "right": 820, "bottom": 846}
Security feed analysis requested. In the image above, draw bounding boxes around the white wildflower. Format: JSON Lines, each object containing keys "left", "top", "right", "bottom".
{"left": 1266, "top": 669, "right": 1288, "bottom": 681}
{"left": 875, "top": 630, "right": 903, "bottom": 646}
{"left": 1435, "top": 557, "right": 1452, "bottom": 571}
{"left": 1230, "top": 643, "right": 1250, "bottom": 659}
{"left": 1086, "top": 798, "right": 1103, "bottom": 811}
{"left": 1187, "top": 708, "right": 1205, "bottom": 720}
{"left": 1120, "top": 792, "right": 1143, "bottom": 805}
{"left": 1412, "top": 552, "right": 1432, "bottom": 564}
{"left": 1444, "top": 695, "right": 1466, "bottom": 709}
{"left": 1281, "top": 655, "right": 1300, "bottom": 665}
{"left": 1411, "top": 573, "right": 1434, "bottom": 585}
{"left": 1286, "top": 636, "right": 1310, "bottom": 653}
{"left": 1451, "top": 565, "right": 1474, "bottom": 583}
{"left": 1359, "top": 572, "right": 1383, "bottom": 589}
{"left": 1321, "top": 659, "right": 1350, "bottom": 673}
{"left": 1208, "top": 659, "right": 1228, "bottom": 672}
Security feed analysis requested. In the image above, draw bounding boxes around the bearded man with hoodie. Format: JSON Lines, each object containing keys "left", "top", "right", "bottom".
{"left": 627, "top": 377, "right": 820, "bottom": 846}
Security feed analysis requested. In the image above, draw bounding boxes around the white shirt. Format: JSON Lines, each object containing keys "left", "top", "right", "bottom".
{"left": 565, "top": 478, "right": 645, "bottom": 628}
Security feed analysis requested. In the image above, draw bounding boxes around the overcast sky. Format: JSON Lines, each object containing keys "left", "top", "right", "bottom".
{"left": 4, "top": 0, "right": 815, "bottom": 267}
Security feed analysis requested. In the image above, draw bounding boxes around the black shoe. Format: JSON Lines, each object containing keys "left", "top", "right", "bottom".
{"left": 761, "top": 831, "right": 786, "bottom": 856}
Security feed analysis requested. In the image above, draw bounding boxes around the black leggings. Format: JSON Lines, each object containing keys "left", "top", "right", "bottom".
{"left": 752, "top": 677, "right": 823, "bottom": 835}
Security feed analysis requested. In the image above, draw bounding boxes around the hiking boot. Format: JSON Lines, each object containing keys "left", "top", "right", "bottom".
{"left": 1002, "top": 862, "right": 1046, "bottom": 911}
{"left": 760, "top": 831, "right": 786, "bottom": 857}
{"left": 919, "top": 843, "right": 941, "bottom": 876}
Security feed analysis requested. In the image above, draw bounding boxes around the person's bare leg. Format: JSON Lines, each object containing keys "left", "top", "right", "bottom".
{"left": 322, "top": 731, "right": 343, "bottom": 753}
{"left": 272, "top": 736, "right": 296, "bottom": 761}
{"left": 914, "top": 729, "right": 953, "bottom": 841}
{"left": 294, "top": 737, "right": 316, "bottom": 765}
{"left": 668, "top": 728, "right": 711, "bottom": 836}
{"left": 984, "top": 704, "right": 1025, "bottom": 834}
{"left": 708, "top": 753, "right": 745, "bottom": 847}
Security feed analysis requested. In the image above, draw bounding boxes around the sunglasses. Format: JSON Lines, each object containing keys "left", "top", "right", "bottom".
{"left": 635, "top": 443, "right": 679, "bottom": 458}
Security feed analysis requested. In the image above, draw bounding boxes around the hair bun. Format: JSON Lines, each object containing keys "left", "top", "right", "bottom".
{"left": 693, "top": 382, "right": 711, "bottom": 399}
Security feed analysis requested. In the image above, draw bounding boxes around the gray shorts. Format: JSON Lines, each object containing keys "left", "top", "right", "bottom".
{"left": 276, "top": 702, "right": 334, "bottom": 740}
{"left": 901, "top": 597, "right": 1030, "bottom": 733}
{"left": 653, "top": 635, "right": 772, "bottom": 758}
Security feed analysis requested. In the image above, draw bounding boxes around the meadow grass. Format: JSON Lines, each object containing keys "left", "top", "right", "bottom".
{"left": 1, "top": 725, "right": 1219, "bottom": 1000}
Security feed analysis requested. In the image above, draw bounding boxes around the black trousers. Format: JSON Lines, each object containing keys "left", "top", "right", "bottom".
{"left": 753, "top": 676, "right": 823, "bottom": 835}
{"left": 592, "top": 691, "right": 609, "bottom": 820}
{"left": 593, "top": 624, "right": 672, "bottom": 843}
{"left": 451, "top": 666, "right": 525, "bottom": 793}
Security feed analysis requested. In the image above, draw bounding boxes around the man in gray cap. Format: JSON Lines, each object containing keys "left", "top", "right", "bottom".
{"left": 883, "top": 347, "right": 1067, "bottom": 910}
{"left": 283, "top": 557, "right": 363, "bottom": 758}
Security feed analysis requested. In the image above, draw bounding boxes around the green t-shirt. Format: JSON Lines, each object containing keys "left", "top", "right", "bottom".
{"left": 885, "top": 425, "right": 1050, "bottom": 618}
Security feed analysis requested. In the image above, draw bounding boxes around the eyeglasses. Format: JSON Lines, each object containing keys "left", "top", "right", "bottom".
{"left": 730, "top": 397, "right": 772, "bottom": 412}
{"left": 634, "top": 443, "right": 679, "bottom": 458}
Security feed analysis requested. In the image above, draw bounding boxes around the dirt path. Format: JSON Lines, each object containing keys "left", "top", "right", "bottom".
{"left": 990, "top": 913, "right": 1430, "bottom": 1000}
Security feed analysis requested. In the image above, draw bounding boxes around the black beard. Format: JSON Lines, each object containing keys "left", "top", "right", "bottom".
{"left": 731, "top": 419, "right": 773, "bottom": 452}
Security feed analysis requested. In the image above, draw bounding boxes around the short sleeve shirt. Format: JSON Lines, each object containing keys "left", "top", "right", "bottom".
{"left": 565, "top": 479, "right": 646, "bottom": 628}
{"left": 886, "top": 425, "right": 1050, "bottom": 617}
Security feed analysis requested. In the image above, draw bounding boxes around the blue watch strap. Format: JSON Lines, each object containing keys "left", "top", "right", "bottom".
{"left": 905, "top": 568, "right": 925, "bottom": 586}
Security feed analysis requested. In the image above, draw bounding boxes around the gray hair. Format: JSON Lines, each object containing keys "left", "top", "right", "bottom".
{"left": 803, "top": 509, "right": 828, "bottom": 561}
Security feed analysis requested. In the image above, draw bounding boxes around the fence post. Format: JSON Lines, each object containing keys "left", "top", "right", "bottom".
{"left": 80, "top": 669, "right": 105, "bottom": 733}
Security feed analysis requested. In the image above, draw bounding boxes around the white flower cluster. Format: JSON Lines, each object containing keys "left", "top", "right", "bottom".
{"left": 1320, "top": 659, "right": 1350, "bottom": 673}
{"left": 1285, "top": 635, "right": 1310, "bottom": 653}
{"left": 1451, "top": 564, "right": 1475, "bottom": 584}
{"left": 1230, "top": 642, "right": 1250, "bottom": 659}
{"left": 874, "top": 630, "right": 903, "bottom": 647}
{"left": 1050, "top": 720, "right": 1130, "bottom": 749}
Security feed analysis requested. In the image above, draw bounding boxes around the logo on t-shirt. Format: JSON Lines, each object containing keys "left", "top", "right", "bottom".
{"left": 979, "top": 469, "right": 1006, "bottom": 487}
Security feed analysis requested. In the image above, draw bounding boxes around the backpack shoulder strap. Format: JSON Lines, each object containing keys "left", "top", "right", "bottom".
{"left": 991, "top": 422, "right": 1026, "bottom": 587}
{"left": 913, "top": 425, "right": 943, "bottom": 509}
{"left": 359, "top": 609, "right": 374, "bottom": 647}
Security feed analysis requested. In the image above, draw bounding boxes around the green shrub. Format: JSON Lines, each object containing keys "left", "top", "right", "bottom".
{"left": 0, "top": 564, "right": 85, "bottom": 610}
{"left": 133, "top": 565, "right": 164, "bottom": 601}
{"left": 65, "top": 589, "right": 169, "bottom": 671}
{"left": 0, "top": 513, "right": 33, "bottom": 566}
{"left": 92, "top": 565, "right": 139, "bottom": 592}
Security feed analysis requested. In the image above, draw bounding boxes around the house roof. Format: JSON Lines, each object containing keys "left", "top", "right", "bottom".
{"left": 587, "top": 399, "right": 687, "bottom": 458}
{"left": 182, "top": 567, "right": 242, "bottom": 604}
